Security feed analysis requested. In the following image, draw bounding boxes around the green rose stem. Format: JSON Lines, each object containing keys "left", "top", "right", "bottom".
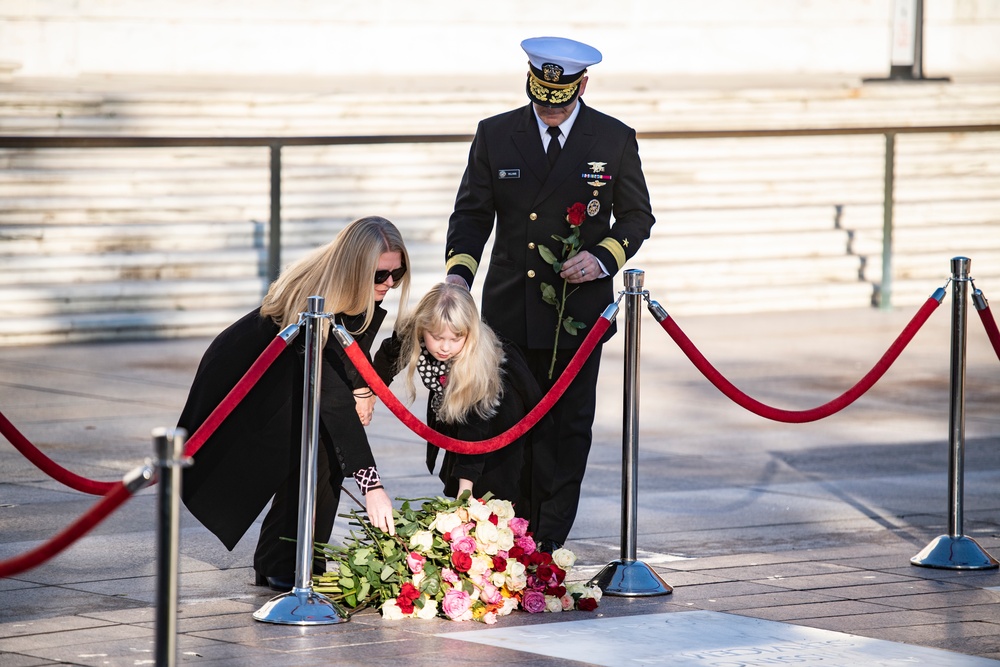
{"left": 547, "top": 278, "right": 581, "bottom": 379}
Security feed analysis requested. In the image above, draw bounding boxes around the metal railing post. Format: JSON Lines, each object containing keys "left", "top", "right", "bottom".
{"left": 268, "top": 142, "right": 282, "bottom": 284}
{"left": 254, "top": 295, "right": 350, "bottom": 623}
{"left": 911, "top": 257, "right": 998, "bottom": 570}
{"left": 588, "top": 269, "right": 671, "bottom": 597}
{"left": 153, "top": 427, "right": 189, "bottom": 667}
{"left": 880, "top": 131, "right": 895, "bottom": 311}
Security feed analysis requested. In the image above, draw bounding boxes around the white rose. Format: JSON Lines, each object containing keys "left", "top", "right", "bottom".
{"left": 487, "top": 498, "right": 515, "bottom": 521}
{"left": 475, "top": 521, "right": 499, "bottom": 548}
{"left": 591, "top": 585, "right": 603, "bottom": 602}
{"left": 468, "top": 499, "right": 492, "bottom": 523}
{"left": 491, "top": 571, "right": 507, "bottom": 588}
{"left": 469, "top": 554, "right": 492, "bottom": 577}
{"left": 500, "top": 596, "right": 519, "bottom": 615}
{"left": 544, "top": 595, "right": 563, "bottom": 613}
{"left": 429, "top": 511, "right": 463, "bottom": 535}
{"left": 380, "top": 600, "right": 407, "bottom": 620}
{"left": 551, "top": 547, "right": 577, "bottom": 570}
{"left": 408, "top": 530, "right": 434, "bottom": 552}
{"left": 415, "top": 598, "right": 439, "bottom": 620}
{"left": 496, "top": 526, "right": 515, "bottom": 551}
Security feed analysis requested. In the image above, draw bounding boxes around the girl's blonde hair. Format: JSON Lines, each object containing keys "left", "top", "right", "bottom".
{"left": 396, "top": 283, "right": 504, "bottom": 424}
{"left": 260, "top": 216, "right": 410, "bottom": 338}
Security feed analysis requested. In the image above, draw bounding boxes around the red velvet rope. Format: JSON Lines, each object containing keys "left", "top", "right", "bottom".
{"left": 0, "top": 333, "right": 292, "bottom": 495}
{"left": 0, "top": 411, "right": 118, "bottom": 496}
{"left": 0, "top": 481, "right": 133, "bottom": 578}
{"left": 657, "top": 296, "right": 942, "bottom": 423}
{"left": 976, "top": 303, "right": 1000, "bottom": 363}
{"left": 342, "top": 316, "right": 612, "bottom": 455}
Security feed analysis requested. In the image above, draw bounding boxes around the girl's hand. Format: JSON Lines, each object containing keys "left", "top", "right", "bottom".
{"left": 364, "top": 487, "right": 395, "bottom": 535}
{"left": 457, "top": 478, "right": 474, "bottom": 497}
{"left": 354, "top": 393, "right": 376, "bottom": 425}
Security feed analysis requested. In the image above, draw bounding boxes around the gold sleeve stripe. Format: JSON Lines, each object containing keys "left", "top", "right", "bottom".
{"left": 446, "top": 253, "right": 479, "bottom": 275}
{"left": 597, "top": 238, "right": 627, "bottom": 271}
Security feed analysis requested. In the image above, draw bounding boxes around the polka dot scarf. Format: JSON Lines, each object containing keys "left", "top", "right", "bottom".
{"left": 417, "top": 344, "right": 451, "bottom": 413}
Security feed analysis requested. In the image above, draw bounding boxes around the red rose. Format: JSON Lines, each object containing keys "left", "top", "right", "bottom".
{"left": 489, "top": 514, "right": 499, "bottom": 525}
{"left": 451, "top": 551, "right": 472, "bottom": 573}
{"left": 545, "top": 585, "right": 567, "bottom": 598}
{"left": 399, "top": 582, "right": 420, "bottom": 601}
{"left": 577, "top": 597, "right": 598, "bottom": 612}
{"left": 566, "top": 202, "right": 586, "bottom": 226}
{"left": 508, "top": 546, "right": 524, "bottom": 560}
{"left": 492, "top": 555, "right": 508, "bottom": 572}
{"left": 536, "top": 564, "right": 553, "bottom": 581}
{"left": 551, "top": 564, "right": 566, "bottom": 583}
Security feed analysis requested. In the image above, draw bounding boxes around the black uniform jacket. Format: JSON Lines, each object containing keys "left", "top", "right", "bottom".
{"left": 178, "top": 306, "right": 384, "bottom": 550}
{"left": 372, "top": 334, "right": 550, "bottom": 511}
{"left": 446, "top": 101, "right": 656, "bottom": 349}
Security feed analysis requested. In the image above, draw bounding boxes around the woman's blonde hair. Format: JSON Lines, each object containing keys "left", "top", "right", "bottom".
{"left": 260, "top": 216, "right": 410, "bottom": 337}
{"left": 396, "top": 283, "right": 504, "bottom": 424}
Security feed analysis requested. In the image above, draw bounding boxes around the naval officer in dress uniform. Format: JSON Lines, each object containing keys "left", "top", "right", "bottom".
{"left": 445, "top": 36, "right": 656, "bottom": 552}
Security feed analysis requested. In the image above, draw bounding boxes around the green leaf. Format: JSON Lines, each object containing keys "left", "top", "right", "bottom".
{"left": 562, "top": 317, "right": 587, "bottom": 335}
{"left": 537, "top": 245, "right": 558, "bottom": 265}
{"left": 380, "top": 565, "right": 396, "bottom": 582}
{"left": 540, "top": 283, "right": 558, "bottom": 306}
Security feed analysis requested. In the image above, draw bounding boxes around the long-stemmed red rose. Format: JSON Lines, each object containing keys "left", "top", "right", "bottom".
{"left": 537, "top": 203, "right": 589, "bottom": 378}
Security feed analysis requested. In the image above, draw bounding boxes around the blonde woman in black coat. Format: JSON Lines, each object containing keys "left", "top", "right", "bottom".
{"left": 178, "top": 216, "right": 410, "bottom": 592}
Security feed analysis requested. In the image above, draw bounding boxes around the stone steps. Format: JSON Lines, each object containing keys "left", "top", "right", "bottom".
{"left": 1, "top": 78, "right": 999, "bottom": 345}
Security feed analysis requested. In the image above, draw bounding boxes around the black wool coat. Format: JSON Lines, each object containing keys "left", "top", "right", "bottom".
{"left": 177, "top": 307, "right": 384, "bottom": 550}
{"left": 372, "top": 334, "right": 549, "bottom": 515}
{"left": 446, "top": 100, "right": 656, "bottom": 349}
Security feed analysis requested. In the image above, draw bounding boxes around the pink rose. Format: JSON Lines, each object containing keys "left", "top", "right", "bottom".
{"left": 406, "top": 551, "right": 426, "bottom": 574}
{"left": 515, "top": 536, "right": 536, "bottom": 555}
{"left": 480, "top": 582, "right": 502, "bottom": 605}
{"left": 522, "top": 590, "right": 546, "bottom": 613}
{"left": 451, "top": 536, "right": 477, "bottom": 554}
{"left": 441, "top": 568, "right": 460, "bottom": 584}
{"left": 508, "top": 517, "right": 529, "bottom": 537}
{"left": 441, "top": 589, "right": 473, "bottom": 621}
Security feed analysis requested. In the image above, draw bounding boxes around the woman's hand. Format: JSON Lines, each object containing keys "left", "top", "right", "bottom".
{"left": 364, "top": 487, "right": 395, "bottom": 535}
{"left": 354, "top": 392, "right": 376, "bottom": 425}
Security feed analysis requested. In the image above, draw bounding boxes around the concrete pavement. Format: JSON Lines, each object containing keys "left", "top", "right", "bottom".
{"left": 1, "top": 298, "right": 999, "bottom": 665}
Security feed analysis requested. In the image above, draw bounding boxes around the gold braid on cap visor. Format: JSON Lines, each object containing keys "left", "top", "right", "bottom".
{"left": 528, "top": 69, "right": 584, "bottom": 105}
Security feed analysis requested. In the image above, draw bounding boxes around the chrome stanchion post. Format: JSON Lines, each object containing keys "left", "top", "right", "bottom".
{"left": 911, "top": 257, "right": 998, "bottom": 570}
{"left": 589, "top": 269, "right": 671, "bottom": 596}
{"left": 255, "top": 296, "right": 350, "bottom": 624}
{"left": 153, "top": 427, "right": 189, "bottom": 667}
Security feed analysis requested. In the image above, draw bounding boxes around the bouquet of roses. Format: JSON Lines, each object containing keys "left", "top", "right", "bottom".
{"left": 313, "top": 493, "right": 601, "bottom": 623}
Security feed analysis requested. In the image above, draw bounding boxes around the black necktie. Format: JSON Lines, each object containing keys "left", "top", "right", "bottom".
{"left": 546, "top": 126, "right": 562, "bottom": 166}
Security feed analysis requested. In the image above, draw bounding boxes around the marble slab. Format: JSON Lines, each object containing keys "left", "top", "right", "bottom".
{"left": 438, "top": 610, "right": 1000, "bottom": 666}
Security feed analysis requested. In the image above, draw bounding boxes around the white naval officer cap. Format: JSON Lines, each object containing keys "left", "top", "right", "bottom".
{"left": 520, "top": 36, "right": 602, "bottom": 108}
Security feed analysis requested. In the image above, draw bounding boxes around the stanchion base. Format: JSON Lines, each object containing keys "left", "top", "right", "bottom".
{"left": 588, "top": 559, "right": 672, "bottom": 597}
{"left": 253, "top": 588, "right": 349, "bottom": 625}
{"left": 911, "top": 535, "right": 999, "bottom": 570}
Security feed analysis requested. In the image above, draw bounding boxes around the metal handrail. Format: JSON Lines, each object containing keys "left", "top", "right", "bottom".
{"left": 3, "top": 123, "right": 999, "bottom": 306}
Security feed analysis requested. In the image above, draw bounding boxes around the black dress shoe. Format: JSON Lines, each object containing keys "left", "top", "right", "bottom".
{"left": 536, "top": 539, "right": 563, "bottom": 554}
{"left": 254, "top": 571, "right": 294, "bottom": 592}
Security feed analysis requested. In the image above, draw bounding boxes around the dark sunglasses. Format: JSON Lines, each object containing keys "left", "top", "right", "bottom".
{"left": 374, "top": 265, "right": 407, "bottom": 285}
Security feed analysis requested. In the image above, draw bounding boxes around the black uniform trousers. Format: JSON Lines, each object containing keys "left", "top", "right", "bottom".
{"left": 521, "top": 342, "right": 603, "bottom": 546}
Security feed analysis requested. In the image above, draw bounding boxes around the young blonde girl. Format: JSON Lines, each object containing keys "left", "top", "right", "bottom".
{"left": 374, "top": 283, "right": 543, "bottom": 510}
